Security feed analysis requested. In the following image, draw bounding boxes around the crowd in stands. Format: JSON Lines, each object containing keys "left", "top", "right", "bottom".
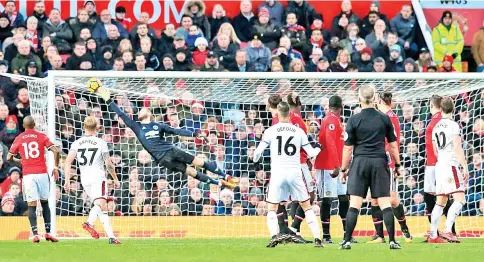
{"left": 0, "top": 0, "right": 484, "bottom": 218}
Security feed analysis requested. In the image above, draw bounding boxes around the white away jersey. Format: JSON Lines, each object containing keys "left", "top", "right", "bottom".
{"left": 432, "top": 118, "right": 461, "bottom": 166}
{"left": 70, "top": 136, "right": 109, "bottom": 184}
{"left": 262, "top": 122, "right": 310, "bottom": 170}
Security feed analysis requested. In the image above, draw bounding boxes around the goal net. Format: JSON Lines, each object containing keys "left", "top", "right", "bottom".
{"left": 9, "top": 71, "right": 484, "bottom": 239}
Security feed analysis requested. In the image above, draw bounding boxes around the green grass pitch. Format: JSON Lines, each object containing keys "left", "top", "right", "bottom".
{"left": 1, "top": 238, "right": 483, "bottom": 262}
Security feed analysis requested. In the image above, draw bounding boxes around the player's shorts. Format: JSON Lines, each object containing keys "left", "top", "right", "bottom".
{"left": 266, "top": 169, "right": 310, "bottom": 204}
{"left": 347, "top": 157, "right": 391, "bottom": 199}
{"left": 82, "top": 180, "right": 108, "bottom": 201}
{"left": 22, "top": 173, "right": 50, "bottom": 202}
{"left": 424, "top": 166, "right": 436, "bottom": 193}
{"left": 301, "top": 164, "right": 315, "bottom": 193}
{"left": 435, "top": 162, "right": 464, "bottom": 196}
{"left": 315, "top": 169, "right": 347, "bottom": 198}
{"left": 158, "top": 147, "right": 195, "bottom": 173}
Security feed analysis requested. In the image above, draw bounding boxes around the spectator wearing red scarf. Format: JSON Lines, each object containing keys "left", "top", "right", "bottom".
{"left": 281, "top": 12, "right": 308, "bottom": 57}
{"left": 440, "top": 54, "right": 457, "bottom": 72}
{"left": 25, "top": 16, "right": 40, "bottom": 51}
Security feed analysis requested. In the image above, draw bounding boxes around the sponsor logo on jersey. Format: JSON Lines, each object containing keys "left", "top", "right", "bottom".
{"left": 145, "top": 130, "right": 159, "bottom": 139}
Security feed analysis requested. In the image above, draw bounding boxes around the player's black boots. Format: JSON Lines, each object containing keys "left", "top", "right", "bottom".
{"left": 314, "top": 238, "right": 325, "bottom": 248}
{"left": 109, "top": 238, "right": 121, "bottom": 244}
{"left": 389, "top": 241, "right": 401, "bottom": 249}
{"left": 266, "top": 234, "right": 287, "bottom": 248}
{"left": 339, "top": 241, "right": 351, "bottom": 250}
{"left": 287, "top": 231, "right": 313, "bottom": 244}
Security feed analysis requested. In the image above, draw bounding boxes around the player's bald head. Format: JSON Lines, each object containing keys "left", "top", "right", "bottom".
{"left": 441, "top": 96, "right": 454, "bottom": 114}
{"left": 138, "top": 108, "right": 152, "bottom": 122}
{"left": 277, "top": 102, "right": 290, "bottom": 118}
{"left": 23, "top": 116, "right": 35, "bottom": 129}
{"left": 359, "top": 85, "right": 376, "bottom": 105}
{"left": 84, "top": 116, "right": 98, "bottom": 132}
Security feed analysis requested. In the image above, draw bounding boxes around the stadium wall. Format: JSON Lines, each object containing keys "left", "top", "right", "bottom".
{"left": 2, "top": 217, "right": 484, "bottom": 240}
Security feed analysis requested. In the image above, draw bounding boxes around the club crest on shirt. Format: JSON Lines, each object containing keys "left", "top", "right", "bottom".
{"left": 326, "top": 191, "right": 331, "bottom": 196}
{"left": 329, "top": 124, "right": 335, "bottom": 130}
{"left": 153, "top": 125, "right": 158, "bottom": 130}
{"left": 448, "top": 177, "right": 454, "bottom": 184}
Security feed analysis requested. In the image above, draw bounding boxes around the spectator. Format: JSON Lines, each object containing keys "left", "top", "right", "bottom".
{"left": 2, "top": 0, "right": 24, "bottom": 28}
{"left": 86, "top": 37, "right": 98, "bottom": 61}
{"left": 184, "top": 0, "right": 211, "bottom": 41}
{"left": 303, "top": 48, "right": 319, "bottom": 72}
{"left": 355, "top": 47, "right": 373, "bottom": 72}
{"left": 390, "top": 4, "right": 417, "bottom": 58}
{"left": 114, "top": 6, "right": 132, "bottom": 31}
{"left": 0, "top": 115, "right": 19, "bottom": 148}
{"left": 232, "top": 0, "right": 256, "bottom": 43}
{"left": 213, "top": 23, "right": 241, "bottom": 47}
{"left": 306, "top": 29, "right": 325, "bottom": 55}
{"left": 192, "top": 37, "right": 209, "bottom": 67}
{"left": 416, "top": 47, "right": 434, "bottom": 72}
{"left": 251, "top": 7, "right": 281, "bottom": 51}
{"left": 227, "top": 49, "right": 255, "bottom": 72}
{"left": 288, "top": 58, "right": 305, "bottom": 72}
{"left": 439, "top": 55, "right": 457, "bottom": 72}
{"left": 209, "top": 4, "right": 231, "bottom": 42}
{"left": 92, "top": 9, "right": 129, "bottom": 42}
{"left": 129, "top": 12, "right": 157, "bottom": 40}
{"left": 360, "top": 10, "right": 384, "bottom": 40}
{"left": 159, "top": 54, "right": 174, "bottom": 72}
{"left": 25, "top": 16, "right": 41, "bottom": 52}
{"left": 96, "top": 45, "right": 114, "bottom": 70}
{"left": 373, "top": 31, "right": 401, "bottom": 62}
{"left": 215, "top": 188, "right": 234, "bottom": 215}
{"left": 350, "top": 38, "right": 366, "bottom": 62}
{"left": 174, "top": 48, "right": 191, "bottom": 71}
{"left": 181, "top": 187, "right": 203, "bottom": 215}
{"left": 258, "top": 0, "right": 284, "bottom": 27}
{"left": 139, "top": 37, "right": 161, "bottom": 71}
{"left": 0, "top": 197, "right": 16, "bottom": 216}
{"left": 11, "top": 40, "right": 42, "bottom": 76}
{"left": 387, "top": 44, "right": 404, "bottom": 72}
{"left": 100, "top": 24, "right": 124, "bottom": 51}
{"left": 43, "top": 9, "right": 74, "bottom": 54}
{"left": 0, "top": 14, "right": 13, "bottom": 48}
{"left": 175, "top": 15, "right": 197, "bottom": 41}
{"left": 67, "top": 8, "right": 95, "bottom": 43}
{"left": 168, "top": 34, "right": 191, "bottom": 58}
{"left": 158, "top": 24, "right": 175, "bottom": 55}
{"left": 431, "top": 11, "right": 464, "bottom": 72}
{"left": 280, "top": 12, "right": 307, "bottom": 56}
{"left": 201, "top": 50, "right": 224, "bottom": 71}
{"left": 84, "top": 0, "right": 99, "bottom": 24}
{"left": 212, "top": 34, "right": 237, "bottom": 69}
{"left": 274, "top": 35, "right": 304, "bottom": 62}
{"left": 339, "top": 23, "right": 360, "bottom": 55}
{"left": 403, "top": 58, "right": 418, "bottom": 72}
{"left": 329, "top": 49, "right": 350, "bottom": 72}
{"left": 30, "top": 0, "right": 47, "bottom": 31}
{"left": 372, "top": 56, "right": 386, "bottom": 72}
{"left": 232, "top": 202, "right": 244, "bottom": 216}
{"left": 65, "top": 41, "right": 90, "bottom": 70}
{"left": 471, "top": 19, "right": 484, "bottom": 72}
{"left": 186, "top": 25, "right": 204, "bottom": 48}
{"left": 285, "top": 0, "right": 316, "bottom": 35}
{"left": 4, "top": 33, "right": 25, "bottom": 63}
{"left": 309, "top": 13, "right": 330, "bottom": 45}
{"left": 332, "top": 0, "right": 360, "bottom": 39}
{"left": 323, "top": 36, "right": 341, "bottom": 62}
{"left": 245, "top": 33, "right": 271, "bottom": 72}
{"left": 134, "top": 52, "right": 149, "bottom": 71}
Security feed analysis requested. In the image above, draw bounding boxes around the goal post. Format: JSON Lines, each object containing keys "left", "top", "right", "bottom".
{"left": 8, "top": 70, "right": 484, "bottom": 239}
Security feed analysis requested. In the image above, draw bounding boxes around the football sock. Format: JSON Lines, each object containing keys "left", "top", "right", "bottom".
{"left": 202, "top": 161, "right": 226, "bottom": 178}
{"left": 194, "top": 172, "right": 219, "bottom": 185}
{"left": 445, "top": 201, "right": 463, "bottom": 233}
{"left": 392, "top": 203, "right": 408, "bottom": 231}
{"left": 304, "top": 209, "right": 320, "bottom": 239}
{"left": 338, "top": 195, "right": 349, "bottom": 233}
{"left": 88, "top": 204, "right": 102, "bottom": 225}
{"left": 28, "top": 206, "right": 38, "bottom": 236}
{"left": 40, "top": 201, "right": 51, "bottom": 234}
{"left": 371, "top": 205, "right": 384, "bottom": 238}
{"left": 382, "top": 207, "right": 396, "bottom": 242}
{"left": 424, "top": 193, "right": 436, "bottom": 223}
{"left": 444, "top": 199, "right": 457, "bottom": 234}
{"left": 290, "top": 205, "right": 306, "bottom": 232}
{"left": 430, "top": 204, "right": 444, "bottom": 238}
{"left": 277, "top": 204, "right": 289, "bottom": 234}
{"left": 267, "top": 211, "right": 279, "bottom": 237}
{"left": 99, "top": 211, "right": 115, "bottom": 238}
{"left": 320, "top": 198, "right": 331, "bottom": 238}
{"left": 344, "top": 207, "right": 359, "bottom": 242}
{"left": 290, "top": 202, "right": 298, "bottom": 219}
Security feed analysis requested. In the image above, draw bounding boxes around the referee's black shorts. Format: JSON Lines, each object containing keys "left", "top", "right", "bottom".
{"left": 347, "top": 157, "right": 391, "bottom": 199}
{"left": 157, "top": 147, "right": 195, "bottom": 174}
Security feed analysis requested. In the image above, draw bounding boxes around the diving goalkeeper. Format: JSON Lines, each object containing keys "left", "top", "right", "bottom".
{"left": 95, "top": 86, "right": 235, "bottom": 188}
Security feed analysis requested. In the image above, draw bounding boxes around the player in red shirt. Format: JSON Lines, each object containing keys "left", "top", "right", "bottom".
{"left": 7, "top": 116, "right": 60, "bottom": 243}
{"left": 314, "top": 95, "right": 354, "bottom": 244}
{"left": 367, "top": 92, "right": 413, "bottom": 244}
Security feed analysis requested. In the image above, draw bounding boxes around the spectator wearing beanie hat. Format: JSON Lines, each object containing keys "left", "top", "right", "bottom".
{"left": 160, "top": 54, "right": 175, "bottom": 71}
{"left": 84, "top": 0, "right": 99, "bottom": 24}
{"left": 0, "top": 115, "right": 19, "bottom": 148}
{"left": 192, "top": 37, "right": 210, "bottom": 66}
{"left": 440, "top": 54, "right": 457, "bottom": 72}
{"left": 403, "top": 57, "right": 418, "bottom": 72}
{"left": 114, "top": 6, "right": 133, "bottom": 31}
{"left": 387, "top": 44, "right": 404, "bottom": 72}
{"left": 96, "top": 45, "right": 114, "bottom": 70}
{"left": 431, "top": 10, "right": 464, "bottom": 71}
{"left": 310, "top": 13, "right": 330, "bottom": 45}
{"left": 251, "top": 7, "right": 281, "bottom": 50}
{"left": 0, "top": 197, "right": 17, "bottom": 216}
{"left": 355, "top": 47, "right": 373, "bottom": 72}
{"left": 174, "top": 48, "right": 192, "bottom": 71}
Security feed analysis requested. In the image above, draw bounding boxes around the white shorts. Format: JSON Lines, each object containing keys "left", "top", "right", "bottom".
{"left": 424, "top": 166, "right": 436, "bottom": 193}
{"left": 301, "top": 164, "right": 315, "bottom": 193}
{"left": 316, "top": 170, "right": 347, "bottom": 198}
{"left": 435, "top": 162, "right": 464, "bottom": 195}
{"left": 82, "top": 180, "right": 107, "bottom": 201}
{"left": 266, "top": 169, "right": 310, "bottom": 204}
{"left": 22, "top": 173, "right": 50, "bottom": 202}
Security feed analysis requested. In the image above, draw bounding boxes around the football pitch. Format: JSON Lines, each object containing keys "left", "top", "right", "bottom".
{"left": 1, "top": 238, "right": 483, "bottom": 262}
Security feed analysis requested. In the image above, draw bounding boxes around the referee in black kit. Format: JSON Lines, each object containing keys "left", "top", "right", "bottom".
{"left": 339, "top": 85, "right": 403, "bottom": 250}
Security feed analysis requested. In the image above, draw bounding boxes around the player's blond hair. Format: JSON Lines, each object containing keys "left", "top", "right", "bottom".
{"left": 359, "top": 84, "right": 376, "bottom": 105}
{"left": 84, "top": 116, "right": 98, "bottom": 132}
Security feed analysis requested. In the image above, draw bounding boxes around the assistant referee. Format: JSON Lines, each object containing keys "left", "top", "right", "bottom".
{"left": 339, "top": 85, "right": 403, "bottom": 250}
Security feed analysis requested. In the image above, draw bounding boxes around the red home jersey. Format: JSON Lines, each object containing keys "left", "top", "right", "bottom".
{"left": 425, "top": 112, "right": 442, "bottom": 166}
{"left": 9, "top": 130, "right": 54, "bottom": 175}
{"left": 272, "top": 110, "right": 308, "bottom": 164}
{"left": 315, "top": 112, "right": 343, "bottom": 170}
{"left": 385, "top": 110, "right": 401, "bottom": 168}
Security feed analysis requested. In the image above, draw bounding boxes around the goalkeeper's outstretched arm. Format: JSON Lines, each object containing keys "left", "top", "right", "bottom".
{"left": 97, "top": 87, "right": 139, "bottom": 131}
{"left": 159, "top": 123, "right": 196, "bottom": 137}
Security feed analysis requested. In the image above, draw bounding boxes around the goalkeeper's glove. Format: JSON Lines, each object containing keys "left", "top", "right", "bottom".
{"left": 97, "top": 86, "right": 112, "bottom": 102}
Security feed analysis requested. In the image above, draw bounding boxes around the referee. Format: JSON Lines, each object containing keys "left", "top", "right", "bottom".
{"left": 339, "top": 85, "right": 403, "bottom": 250}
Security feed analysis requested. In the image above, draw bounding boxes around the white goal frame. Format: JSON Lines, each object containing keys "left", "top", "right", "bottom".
{"left": 45, "top": 71, "right": 484, "bottom": 237}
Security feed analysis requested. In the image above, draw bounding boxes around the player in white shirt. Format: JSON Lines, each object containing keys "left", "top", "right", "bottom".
{"left": 253, "top": 102, "right": 324, "bottom": 248}
{"left": 428, "top": 97, "right": 469, "bottom": 243}
{"left": 63, "top": 117, "right": 121, "bottom": 244}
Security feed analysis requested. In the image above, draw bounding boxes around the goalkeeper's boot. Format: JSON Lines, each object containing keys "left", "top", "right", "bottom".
{"left": 389, "top": 241, "right": 402, "bottom": 250}
{"left": 83, "top": 222, "right": 100, "bottom": 239}
{"left": 288, "top": 232, "right": 312, "bottom": 244}
{"left": 366, "top": 235, "right": 385, "bottom": 243}
{"left": 428, "top": 236, "right": 448, "bottom": 244}
{"left": 402, "top": 229, "right": 413, "bottom": 243}
{"left": 338, "top": 241, "right": 351, "bottom": 250}
{"left": 439, "top": 231, "right": 458, "bottom": 243}
{"left": 32, "top": 235, "right": 40, "bottom": 243}
{"left": 45, "top": 233, "right": 59, "bottom": 242}
{"left": 109, "top": 238, "right": 122, "bottom": 244}
{"left": 314, "top": 238, "right": 325, "bottom": 248}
